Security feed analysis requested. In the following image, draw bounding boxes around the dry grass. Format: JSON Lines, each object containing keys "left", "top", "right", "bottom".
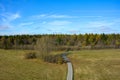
{"left": 0, "top": 49, "right": 66, "bottom": 80}
{"left": 1, "top": 49, "right": 120, "bottom": 80}
{"left": 68, "top": 49, "right": 120, "bottom": 80}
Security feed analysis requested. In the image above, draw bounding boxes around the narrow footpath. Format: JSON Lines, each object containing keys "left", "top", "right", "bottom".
{"left": 62, "top": 53, "right": 73, "bottom": 80}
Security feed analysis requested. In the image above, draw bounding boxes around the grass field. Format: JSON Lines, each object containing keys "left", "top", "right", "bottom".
{"left": 1, "top": 49, "right": 120, "bottom": 80}
{"left": 68, "top": 49, "right": 120, "bottom": 80}
{"left": 0, "top": 49, "right": 66, "bottom": 80}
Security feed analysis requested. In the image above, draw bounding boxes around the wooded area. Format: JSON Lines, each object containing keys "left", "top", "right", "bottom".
{"left": 0, "top": 33, "right": 120, "bottom": 50}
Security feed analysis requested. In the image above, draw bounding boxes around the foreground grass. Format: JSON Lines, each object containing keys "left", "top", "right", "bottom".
{"left": 0, "top": 49, "right": 66, "bottom": 80}
{"left": 68, "top": 49, "right": 120, "bottom": 80}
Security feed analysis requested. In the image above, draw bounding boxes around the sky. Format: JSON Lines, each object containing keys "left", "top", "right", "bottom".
{"left": 0, "top": 0, "right": 120, "bottom": 35}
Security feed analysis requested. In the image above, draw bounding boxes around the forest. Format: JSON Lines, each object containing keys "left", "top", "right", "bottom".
{"left": 0, "top": 33, "right": 120, "bottom": 50}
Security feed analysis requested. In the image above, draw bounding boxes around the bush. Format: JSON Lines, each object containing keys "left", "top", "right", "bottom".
{"left": 25, "top": 52, "right": 37, "bottom": 59}
{"left": 56, "top": 56, "right": 64, "bottom": 64}
{"left": 43, "top": 54, "right": 64, "bottom": 64}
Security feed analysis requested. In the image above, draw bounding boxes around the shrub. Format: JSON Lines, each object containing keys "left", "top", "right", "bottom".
{"left": 43, "top": 54, "right": 64, "bottom": 64}
{"left": 25, "top": 52, "right": 37, "bottom": 59}
{"left": 56, "top": 56, "right": 64, "bottom": 64}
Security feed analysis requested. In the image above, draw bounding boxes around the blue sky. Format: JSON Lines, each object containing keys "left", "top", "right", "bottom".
{"left": 0, "top": 0, "right": 120, "bottom": 35}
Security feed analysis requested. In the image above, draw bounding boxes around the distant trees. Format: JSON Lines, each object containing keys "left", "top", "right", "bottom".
{"left": 0, "top": 35, "right": 37, "bottom": 49}
{"left": 0, "top": 33, "right": 120, "bottom": 50}
{"left": 0, "top": 36, "right": 12, "bottom": 49}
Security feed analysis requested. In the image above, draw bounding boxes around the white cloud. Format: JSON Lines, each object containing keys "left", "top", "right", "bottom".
{"left": 84, "top": 20, "right": 120, "bottom": 33}
{"left": 19, "top": 22, "right": 34, "bottom": 26}
{"left": 11, "top": 13, "right": 20, "bottom": 20}
{"left": 48, "top": 20, "right": 72, "bottom": 26}
{"left": 1, "top": 12, "right": 21, "bottom": 22}
{"left": 0, "top": 12, "right": 21, "bottom": 31}
{"left": 68, "top": 30, "right": 80, "bottom": 34}
{"left": 113, "top": 19, "right": 120, "bottom": 23}
{"left": 31, "top": 14, "right": 74, "bottom": 19}
{"left": 48, "top": 14, "right": 73, "bottom": 18}
{"left": 0, "top": 25, "right": 9, "bottom": 30}
{"left": 32, "top": 14, "right": 46, "bottom": 19}
{"left": 79, "top": 16, "right": 102, "bottom": 18}
{"left": 88, "top": 21, "right": 114, "bottom": 28}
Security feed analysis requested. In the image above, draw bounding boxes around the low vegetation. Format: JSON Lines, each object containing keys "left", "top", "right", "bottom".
{"left": 43, "top": 54, "right": 64, "bottom": 64}
{"left": 25, "top": 52, "right": 37, "bottom": 59}
{"left": 0, "top": 49, "right": 66, "bottom": 80}
{"left": 68, "top": 49, "right": 120, "bottom": 80}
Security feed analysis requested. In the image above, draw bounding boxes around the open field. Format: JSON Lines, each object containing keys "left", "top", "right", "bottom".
{"left": 0, "top": 49, "right": 66, "bottom": 80}
{"left": 1, "top": 49, "right": 120, "bottom": 80}
{"left": 69, "top": 49, "right": 120, "bottom": 80}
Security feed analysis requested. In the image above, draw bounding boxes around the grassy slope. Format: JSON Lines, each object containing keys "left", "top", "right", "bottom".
{"left": 0, "top": 49, "right": 66, "bottom": 80}
{"left": 68, "top": 49, "right": 120, "bottom": 80}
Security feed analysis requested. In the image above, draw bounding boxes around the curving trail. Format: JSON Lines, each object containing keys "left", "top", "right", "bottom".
{"left": 62, "top": 53, "right": 73, "bottom": 80}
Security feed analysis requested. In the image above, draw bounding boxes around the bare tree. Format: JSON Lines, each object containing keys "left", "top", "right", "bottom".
{"left": 35, "top": 36, "right": 54, "bottom": 59}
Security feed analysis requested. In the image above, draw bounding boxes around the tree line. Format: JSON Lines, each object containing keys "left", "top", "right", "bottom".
{"left": 0, "top": 33, "right": 120, "bottom": 50}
